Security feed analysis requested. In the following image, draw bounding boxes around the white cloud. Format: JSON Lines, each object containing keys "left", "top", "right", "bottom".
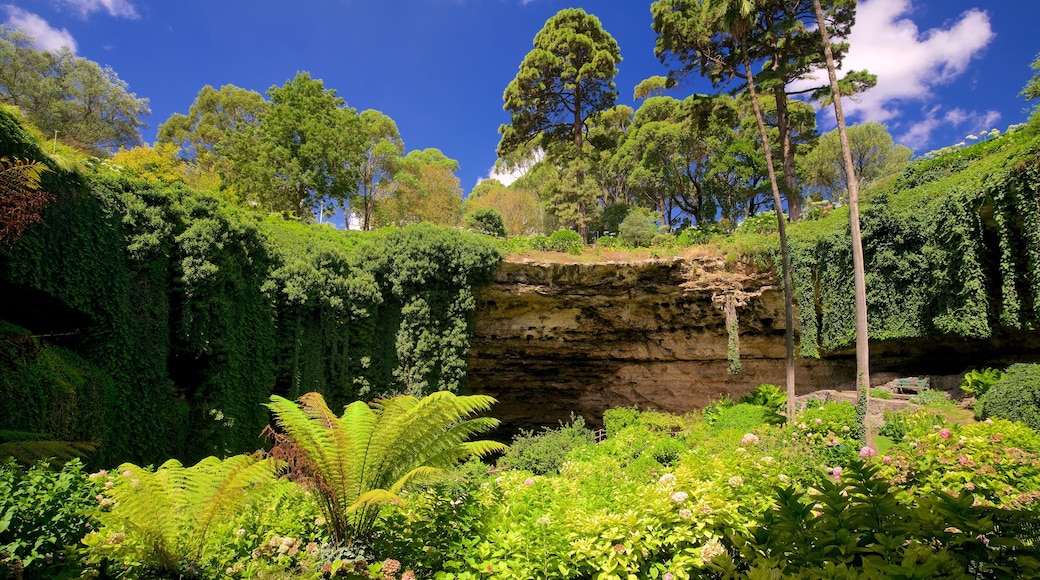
{"left": 480, "top": 164, "right": 524, "bottom": 187}
{"left": 478, "top": 147, "right": 544, "bottom": 188}
{"left": 4, "top": 6, "right": 77, "bottom": 52}
{"left": 897, "top": 105, "right": 1001, "bottom": 150}
{"left": 795, "top": 0, "right": 995, "bottom": 149}
{"left": 59, "top": 0, "right": 138, "bottom": 19}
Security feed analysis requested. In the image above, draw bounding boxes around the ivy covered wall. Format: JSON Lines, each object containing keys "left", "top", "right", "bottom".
{"left": 788, "top": 121, "right": 1040, "bottom": 358}
{"left": 0, "top": 108, "right": 501, "bottom": 465}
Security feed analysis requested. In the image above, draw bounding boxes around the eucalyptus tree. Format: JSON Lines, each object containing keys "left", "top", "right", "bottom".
{"left": 800, "top": 121, "right": 911, "bottom": 203}
{"left": 0, "top": 27, "right": 150, "bottom": 153}
{"left": 354, "top": 109, "right": 404, "bottom": 230}
{"left": 225, "top": 72, "right": 364, "bottom": 220}
{"left": 374, "top": 148, "right": 464, "bottom": 227}
{"left": 157, "top": 84, "right": 267, "bottom": 187}
{"left": 499, "top": 8, "right": 621, "bottom": 238}
{"left": 653, "top": 0, "right": 870, "bottom": 220}
{"left": 812, "top": 0, "right": 872, "bottom": 442}
{"left": 653, "top": 0, "right": 798, "bottom": 416}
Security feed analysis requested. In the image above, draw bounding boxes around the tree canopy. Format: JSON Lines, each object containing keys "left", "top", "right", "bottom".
{"left": 499, "top": 8, "right": 621, "bottom": 158}
{"left": 0, "top": 27, "right": 150, "bottom": 153}
{"left": 225, "top": 72, "right": 364, "bottom": 219}
{"left": 800, "top": 121, "right": 911, "bottom": 203}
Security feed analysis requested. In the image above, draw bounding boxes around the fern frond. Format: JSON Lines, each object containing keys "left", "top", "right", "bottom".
{"left": 91, "top": 455, "right": 278, "bottom": 575}
{"left": 266, "top": 391, "right": 502, "bottom": 549}
{"left": 350, "top": 488, "right": 406, "bottom": 513}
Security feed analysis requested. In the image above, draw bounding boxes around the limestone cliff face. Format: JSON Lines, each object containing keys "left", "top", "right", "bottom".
{"left": 467, "top": 257, "right": 1040, "bottom": 434}
{"left": 467, "top": 257, "right": 851, "bottom": 433}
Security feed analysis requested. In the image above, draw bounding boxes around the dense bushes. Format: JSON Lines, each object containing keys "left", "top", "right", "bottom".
{"left": 497, "top": 415, "right": 596, "bottom": 475}
{"left": 977, "top": 363, "right": 1040, "bottom": 430}
{"left": 0, "top": 458, "right": 99, "bottom": 578}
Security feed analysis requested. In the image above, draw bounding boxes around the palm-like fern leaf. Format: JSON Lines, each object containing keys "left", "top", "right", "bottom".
{"left": 86, "top": 454, "right": 280, "bottom": 575}
{"left": 266, "top": 391, "right": 506, "bottom": 548}
{"left": 0, "top": 430, "right": 96, "bottom": 466}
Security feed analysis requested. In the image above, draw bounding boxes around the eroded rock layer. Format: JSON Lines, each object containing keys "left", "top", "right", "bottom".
{"left": 467, "top": 257, "right": 1040, "bottom": 434}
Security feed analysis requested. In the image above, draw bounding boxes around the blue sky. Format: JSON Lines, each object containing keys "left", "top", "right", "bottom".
{"left": 4, "top": 0, "right": 1038, "bottom": 195}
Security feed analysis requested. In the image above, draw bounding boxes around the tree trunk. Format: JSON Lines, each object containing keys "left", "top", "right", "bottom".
{"left": 772, "top": 84, "right": 802, "bottom": 220}
{"left": 813, "top": 0, "right": 872, "bottom": 446}
{"left": 742, "top": 46, "right": 798, "bottom": 422}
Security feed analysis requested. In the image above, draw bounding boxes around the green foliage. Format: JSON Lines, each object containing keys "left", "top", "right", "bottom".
{"left": 226, "top": 71, "right": 364, "bottom": 218}
{"left": 788, "top": 125, "right": 1040, "bottom": 357}
{"left": 208, "top": 484, "right": 326, "bottom": 579}
{"left": 535, "top": 228, "right": 584, "bottom": 253}
{"left": 711, "top": 403, "right": 778, "bottom": 433}
{"left": 0, "top": 458, "right": 99, "bottom": 578}
{"left": 81, "top": 454, "right": 281, "bottom": 578}
{"left": 977, "top": 363, "right": 1040, "bottom": 430}
{"left": 463, "top": 207, "right": 506, "bottom": 237}
{"left": 961, "top": 367, "right": 1005, "bottom": 398}
{"left": 878, "top": 408, "right": 948, "bottom": 443}
{"left": 702, "top": 396, "right": 736, "bottom": 427}
{"left": 784, "top": 400, "right": 861, "bottom": 467}
{"left": 718, "top": 460, "right": 1040, "bottom": 578}
{"left": 0, "top": 28, "right": 150, "bottom": 152}
{"left": 618, "top": 207, "right": 659, "bottom": 247}
{"left": 498, "top": 415, "right": 596, "bottom": 475}
{"left": 499, "top": 8, "right": 620, "bottom": 159}
{"left": 372, "top": 459, "right": 490, "bottom": 578}
{"left": 740, "top": 383, "right": 787, "bottom": 417}
{"left": 735, "top": 211, "right": 780, "bottom": 236}
{"left": 265, "top": 391, "right": 506, "bottom": 549}
{"left": 876, "top": 419, "right": 1040, "bottom": 507}
{"left": 2, "top": 104, "right": 502, "bottom": 464}
{"left": 909, "top": 388, "right": 955, "bottom": 409}
{"left": 602, "top": 406, "right": 642, "bottom": 438}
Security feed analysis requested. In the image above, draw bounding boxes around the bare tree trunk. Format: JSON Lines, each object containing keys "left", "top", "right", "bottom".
{"left": 742, "top": 48, "right": 797, "bottom": 422}
{"left": 813, "top": 0, "right": 872, "bottom": 446}
{"left": 773, "top": 84, "right": 802, "bottom": 221}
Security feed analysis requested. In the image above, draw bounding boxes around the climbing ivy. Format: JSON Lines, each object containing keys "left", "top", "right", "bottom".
{"left": 787, "top": 120, "right": 1040, "bottom": 356}
{"left": 0, "top": 107, "right": 501, "bottom": 465}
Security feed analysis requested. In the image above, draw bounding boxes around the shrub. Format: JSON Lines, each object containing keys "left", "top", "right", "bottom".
{"left": 651, "top": 232, "right": 676, "bottom": 247}
{"left": 650, "top": 436, "right": 687, "bottom": 467}
{"left": 0, "top": 458, "right": 99, "bottom": 579}
{"left": 715, "top": 461, "right": 1040, "bottom": 578}
{"left": 877, "top": 419, "right": 1040, "bottom": 507}
{"left": 740, "top": 384, "right": 787, "bottom": 418}
{"left": 910, "top": 388, "right": 955, "bottom": 408}
{"left": 702, "top": 396, "right": 736, "bottom": 427}
{"left": 784, "top": 401, "right": 861, "bottom": 466}
{"left": 977, "top": 363, "right": 1040, "bottom": 430}
{"left": 590, "top": 202, "right": 631, "bottom": 237}
{"left": 603, "top": 406, "right": 641, "bottom": 438}
{"left": 596, "top": 234, "right": 622, "bottom": 248}
{"left": 497, "top": 415, "right": 596, "bottom": 475}
{"left": 961, "top": 367, "right": 1004, "bottom": 398}
{"left": 711, "top": 403, "right": 777, "bottom": 433}
{"left": 536, "top": 229, "right": 583, "bottom": 253}
{"left": 675, "top": 222, "right": 727, "bottom": 246}
{"left": 464, "top": 207, "right": 506, "bottom": 237}
{"left": 734, "top": 210, "right": 780, "bottom": 235}
{"left": 878, "top": 408, "right": 948, "bottom": 442}
{"left": 618, "top": 207, "right": 658, "bottom": 247}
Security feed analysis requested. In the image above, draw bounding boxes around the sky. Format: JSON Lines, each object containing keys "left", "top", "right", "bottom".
{"left": 4, "top": 0, "right": 1039, "bottom": 196}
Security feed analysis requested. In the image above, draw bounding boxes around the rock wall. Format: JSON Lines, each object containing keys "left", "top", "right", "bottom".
{"left": 467, "top": 257, "right": 1040, "bottom": 435}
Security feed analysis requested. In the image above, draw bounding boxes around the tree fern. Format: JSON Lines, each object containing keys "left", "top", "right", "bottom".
{"left": 82, "top": 454, "right": 282, "bottom": 576}
{"left": 0, "top": 430, "right": 96, "bottom": 466}
{"left": 266, "top": 391, "right": 506, "bottom": 548}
